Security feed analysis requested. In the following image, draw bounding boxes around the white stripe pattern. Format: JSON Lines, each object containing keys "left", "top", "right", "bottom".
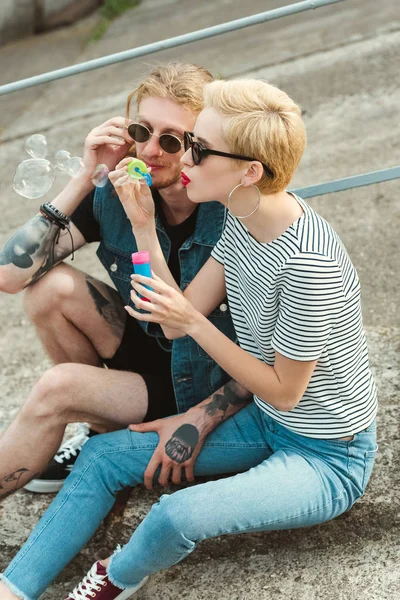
{"left": 211, "top": 196, "right": 377, "bottom": 438}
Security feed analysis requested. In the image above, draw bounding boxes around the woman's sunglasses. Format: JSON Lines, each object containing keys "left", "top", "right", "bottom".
{"left": 184, "top": 131, "right": 274, "bottom": 179}
{"left": 127, "top": 123, "right": 183, "bottom": 154}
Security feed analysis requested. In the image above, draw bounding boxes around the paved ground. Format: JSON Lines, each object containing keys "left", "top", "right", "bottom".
{"left": 0, "top": 0, "right": 399, "bottom": 598}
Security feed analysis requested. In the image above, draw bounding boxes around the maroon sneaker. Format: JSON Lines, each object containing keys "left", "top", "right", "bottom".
{"left": 65, "top": 561, "right": 149, "bottom": 599}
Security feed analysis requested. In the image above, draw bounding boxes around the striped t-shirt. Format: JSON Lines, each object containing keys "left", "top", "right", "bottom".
{"left": 211, "top": 195, "right": 377, "bottom": 439}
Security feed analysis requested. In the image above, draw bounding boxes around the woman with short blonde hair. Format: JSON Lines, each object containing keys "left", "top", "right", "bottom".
{"left": 203, "top": 78, "right": 307, "bottom": 193}
{"left": 0, "top": 78, "right": 377, "bottom": 600}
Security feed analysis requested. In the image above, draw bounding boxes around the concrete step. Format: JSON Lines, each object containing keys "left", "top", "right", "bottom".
{"left": 0, "top": 325, "right": 398, "bottom": 599}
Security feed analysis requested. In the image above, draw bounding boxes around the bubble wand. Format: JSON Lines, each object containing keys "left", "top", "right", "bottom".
{"left": 126, "top": 158, "right": 153, "bottom": 186}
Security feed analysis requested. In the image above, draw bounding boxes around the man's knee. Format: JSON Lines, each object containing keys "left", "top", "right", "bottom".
{"left": 73, "top": 430, "right": 138, "bottom": 492}
{"left": 76, "top": 430, "right": 126, "bottom": 466}
{"left": 21, "top": 363, "right": 77, "bottom": 420}
{"left": 23, "top": 265, "right": 75, "bottom": 321}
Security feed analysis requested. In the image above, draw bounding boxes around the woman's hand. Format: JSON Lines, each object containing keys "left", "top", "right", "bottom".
{"left": 109, "top": 157, "right": 155, "bottom": 231}
{"left": 125, "top": 272, "right": 202, "bottom": 336}
{"left": 83, "top": 117, "right": 133, "bottom": 179}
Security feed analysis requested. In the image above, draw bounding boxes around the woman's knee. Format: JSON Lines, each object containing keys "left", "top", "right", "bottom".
{"left": 146, "top": 492, "right": 196, "bottom": 541}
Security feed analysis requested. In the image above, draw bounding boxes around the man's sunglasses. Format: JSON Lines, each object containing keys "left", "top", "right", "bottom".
{"left": 127, "top": 123, "right": 183, "bottom": 154}
{"left": 184, "top": 131, "right": 274, "bottom": 179}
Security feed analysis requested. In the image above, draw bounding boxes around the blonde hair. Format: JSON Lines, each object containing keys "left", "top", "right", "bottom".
{"left": 203, "top": 79, "right": 306, "bottom": 194}
{"left": 126, "top": 62, "right": 214, "bottom": 120}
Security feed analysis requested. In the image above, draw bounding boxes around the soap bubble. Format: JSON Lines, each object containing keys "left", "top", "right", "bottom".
{"left": 13, "top": 159, "right": 55, "bottom": 199}
{"left": 92, "top": 164, "right": 109, "bottom": 188}
{"left": 55, "top": 150, "right": 71, "bottom": 171}
{"left": 25, "top": 134, "right": 48, "bottom": 159}
{"left": 66, "top": 156, "right": 85, "bottom": 178}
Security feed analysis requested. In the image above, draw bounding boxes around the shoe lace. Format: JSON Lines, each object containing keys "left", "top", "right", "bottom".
{"left": 55, "top": 423, "right": 90, "bottom": 464}
{"left": 67, "top": 563, "right": 107, "bottom": 599}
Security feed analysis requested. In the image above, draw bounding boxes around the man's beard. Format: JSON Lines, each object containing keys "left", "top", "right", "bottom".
{"left": 140, "top": 160, "right": 182, "bottom": 191}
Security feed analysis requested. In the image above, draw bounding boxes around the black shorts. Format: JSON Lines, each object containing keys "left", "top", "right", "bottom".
{"left": 103, "top": 316, "right": 177, "bottom": 422}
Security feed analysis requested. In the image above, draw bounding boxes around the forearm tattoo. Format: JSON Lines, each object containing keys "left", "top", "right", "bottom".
{"left": 204, "top": 380, "right": 252, "bottom": 420}
{"left": 165, "top": 424, "right": 200, "bottom": 463}
{"left": 0, "top": 215, "right": 72, "bottom": 284}
{"left": 162, "top": 383, "right": 251, "bottom": 466}
{"left": 85, "top": 275, "right": 126, "bottom": 338}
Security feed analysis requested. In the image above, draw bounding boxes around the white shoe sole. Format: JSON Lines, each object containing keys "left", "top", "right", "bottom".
{"left": 24, "top": 479, "right": 65, "bottom": 493}
{"left": 116, "top": 576, "right": 149, "bottom": 599}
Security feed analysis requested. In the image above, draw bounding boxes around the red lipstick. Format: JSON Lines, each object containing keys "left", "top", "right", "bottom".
{"left": 181, "top": 172, "right": 191, "bottom": 187}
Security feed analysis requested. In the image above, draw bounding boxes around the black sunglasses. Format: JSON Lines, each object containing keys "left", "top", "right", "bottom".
{"left": 127, "top": 123, "right": 183, "bottom": 154}
{"left": 184, "top": 131, "right": 274, "bottom": 179}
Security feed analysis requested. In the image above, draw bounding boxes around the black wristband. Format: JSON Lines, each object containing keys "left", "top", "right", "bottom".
{"left": 40, "top": 203, "right": 70, "bottom": 230}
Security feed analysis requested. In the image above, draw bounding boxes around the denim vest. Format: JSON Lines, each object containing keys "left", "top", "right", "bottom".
{"left": 93, "top": 182, "right": 237, "bottom": 413}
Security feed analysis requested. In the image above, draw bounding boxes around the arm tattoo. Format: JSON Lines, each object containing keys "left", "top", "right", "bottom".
{"left": 85, "top": 275, "right": 127, "bottom": 338}
{"left": 165, "top": 424, "right": 200, "bottom": 463}
{"left": 162, "top": 384, "right": 251, "bottom": 465}
{"left": 0, "top": 215, "right": 73, "bottom": 284}
{"left": 0, "top": 216, "right": 52, "bottom": 268}
{"left": 204, "top": 380, "right": 252, "bottom": 420}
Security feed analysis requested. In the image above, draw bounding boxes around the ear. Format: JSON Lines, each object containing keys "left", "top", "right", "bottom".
{"left": 241, "top": 161, "right": 264, "bottom": 187}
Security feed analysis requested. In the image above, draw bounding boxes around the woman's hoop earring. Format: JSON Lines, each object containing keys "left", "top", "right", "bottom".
{"left": 227, "top": 184, "right": 261, "bottom": 220}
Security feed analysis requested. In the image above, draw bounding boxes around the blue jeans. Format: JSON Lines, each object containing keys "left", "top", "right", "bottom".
{"left": 1, "top": 404, "right": 377, "bottom": 600}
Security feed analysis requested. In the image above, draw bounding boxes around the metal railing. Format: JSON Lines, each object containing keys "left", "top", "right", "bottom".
{"left": 291, "top": 166, "right": 400, "bottom": 199}
{"left": 0, "top": 0, "right": 398, "bottom": 197}
{"left": 0, "top": 0, "right": 344, "bottom": 96}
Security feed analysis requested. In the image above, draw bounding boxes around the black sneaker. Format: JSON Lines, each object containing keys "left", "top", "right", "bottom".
{"left": 24, "top": 424, "right": 97, "bottom": 493}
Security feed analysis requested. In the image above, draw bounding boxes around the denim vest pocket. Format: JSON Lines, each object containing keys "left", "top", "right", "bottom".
{"left": 362, "top": 446, "right": 378, "bottom": 490}
{"left": 97, "top": 242, "right": 134, "bottom": 305}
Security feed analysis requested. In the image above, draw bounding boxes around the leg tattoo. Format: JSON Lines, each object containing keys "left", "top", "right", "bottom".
{"left": 85, "top": 276, "right": 126, "bottom": 338}
{"left": 0, "top": 468, "right": 31, "bottom": 497}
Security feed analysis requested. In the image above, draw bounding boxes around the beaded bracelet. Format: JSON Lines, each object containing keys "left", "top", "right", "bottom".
{"left": 39, "top": 203, "right": 70, "bottom": 229}
{"left": 39, "top": 202, "right": 75, "bottom": 261}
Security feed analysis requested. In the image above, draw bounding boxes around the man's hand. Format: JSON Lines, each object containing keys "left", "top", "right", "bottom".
{"left": 108, "top": 157, "right": 156, "bottom": 231}
{"left": 130, "top": 412, "right": 206, "bottom": 490}
{"left": 83, "top": 117, "right": 133, "bottom": 180}
{"left": 130, "top": 380, "right": 253, "bottom": 491}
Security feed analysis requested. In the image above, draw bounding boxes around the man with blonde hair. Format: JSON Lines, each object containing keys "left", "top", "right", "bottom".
{"left": 0, "top": 62, "right": 241, "bottom": 499}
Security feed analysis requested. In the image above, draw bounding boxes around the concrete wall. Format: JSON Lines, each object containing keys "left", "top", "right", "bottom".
{"left": 0, "top": 0, "right": 35, "bottom": 46}
{"left": 35, "top": 0, "right": 101, "bottom": 32}
{"left": 0, "top": 0, "right": 101, "bottom": 46}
